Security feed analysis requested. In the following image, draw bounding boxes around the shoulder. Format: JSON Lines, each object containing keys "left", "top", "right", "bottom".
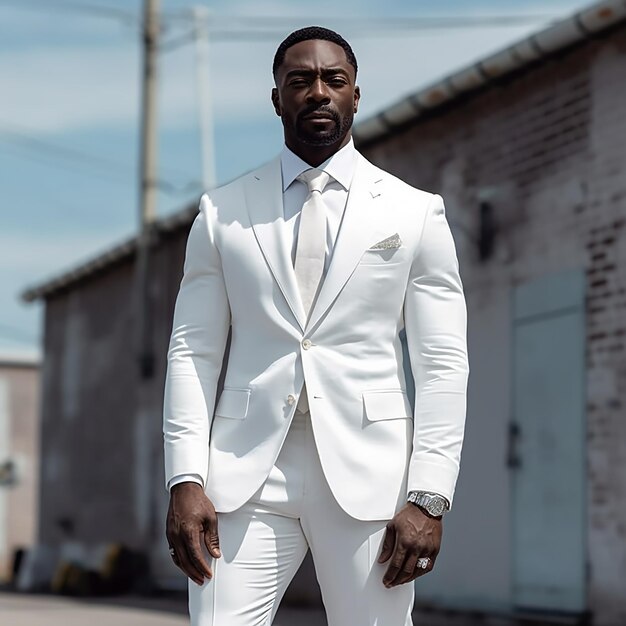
{"left": 356, "top": 152, "right": 435, "bottom": 206}
{"left": 198, "top": 155, "right": 280, "bottom": 215}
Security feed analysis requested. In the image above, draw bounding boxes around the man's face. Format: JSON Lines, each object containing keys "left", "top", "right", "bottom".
{"left": 272, "top": 39, "right": 360, "bottom": 150}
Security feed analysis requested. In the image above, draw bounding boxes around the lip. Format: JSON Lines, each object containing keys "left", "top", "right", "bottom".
{"left": 302, "top": 114, "right": 334, "bottom": 121}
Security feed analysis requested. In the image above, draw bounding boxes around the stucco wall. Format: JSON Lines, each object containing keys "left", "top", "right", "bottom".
{"left": 0, "top": 362, "right": 40, "bottom": 581}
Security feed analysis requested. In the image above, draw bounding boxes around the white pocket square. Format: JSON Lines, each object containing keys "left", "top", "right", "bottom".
{"left": 369, "top": 233, "right": 402, "bottom": 250}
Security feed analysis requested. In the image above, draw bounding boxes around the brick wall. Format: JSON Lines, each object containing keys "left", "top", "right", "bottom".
{"left": 360, "top": 26, "right": 626, "bottom": 625}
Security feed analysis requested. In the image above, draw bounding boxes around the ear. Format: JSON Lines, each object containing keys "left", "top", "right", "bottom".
{"left": 353, "top": 85, "right": 361, "bottom": 114}
{"left": 271, "top": 88, "right": 281, "bottom": 117}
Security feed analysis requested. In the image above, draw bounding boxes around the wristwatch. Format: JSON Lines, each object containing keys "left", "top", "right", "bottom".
{"left": 407, "top": 490, "right": 449, "bottom": 518}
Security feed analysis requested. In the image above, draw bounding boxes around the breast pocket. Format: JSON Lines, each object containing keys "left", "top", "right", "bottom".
{"left": 362, "top": 389, "right": 412, "bottom": 421}
{"left": 359, "top": 248, "right": 403, "bottom": 266}
{"left": 214, "top": 387, "right": 250, "bottom": 419}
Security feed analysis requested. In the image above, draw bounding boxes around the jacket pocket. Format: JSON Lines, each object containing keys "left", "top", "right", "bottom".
{"left": 214, "top": 387, "right": 250, "bottom": 419}
{"left": 359, "top": 248, "right": 402, "bottom": 265}
{"left": 362, "top": 389, "right": 412, "bottom": 421}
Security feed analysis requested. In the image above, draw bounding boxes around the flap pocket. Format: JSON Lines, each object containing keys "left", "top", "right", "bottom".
{"left": 215, "top": 387, "right": 250, "bottom": 419}
{"left": 362, "top": 389, "right": 412, "bottom": 421}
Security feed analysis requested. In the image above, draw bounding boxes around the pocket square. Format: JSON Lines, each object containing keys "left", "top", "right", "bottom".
{"left": 369, "top": 233, "right": 402, "bottom": 250}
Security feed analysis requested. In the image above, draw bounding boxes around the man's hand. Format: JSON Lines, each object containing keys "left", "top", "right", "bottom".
{"left": 166, "top": 482, "right": 221, "bottom": 585}
{"left": 378, "top": 503, "right": 442, "bottom": 588}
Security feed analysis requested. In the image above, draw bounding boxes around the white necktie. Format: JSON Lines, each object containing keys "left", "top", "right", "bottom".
{"left": 294, "top": 168, "right": 330, "bottom": 413}
{"left": 294, "top": 168, "right": 330, "bottom": 316}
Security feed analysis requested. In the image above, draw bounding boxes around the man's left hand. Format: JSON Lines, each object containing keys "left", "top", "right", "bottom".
{"left": 378, "top": 503, "right": 442, "bottom": 587}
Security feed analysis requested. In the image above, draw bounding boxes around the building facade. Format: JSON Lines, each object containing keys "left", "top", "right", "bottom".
{"left": 353, "top": 6, "right": 626, "bottom": 624}
{"left": 0, "top": 352, "right": 40, "bottom": 582}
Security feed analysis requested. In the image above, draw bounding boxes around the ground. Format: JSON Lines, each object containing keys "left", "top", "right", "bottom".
{"left": 0, "top": 591, "right": 327, "bottom": 626}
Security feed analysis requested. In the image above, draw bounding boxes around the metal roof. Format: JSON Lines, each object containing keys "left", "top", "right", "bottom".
{"left": 21, "top": 0, "right": 626, "bottom": 302}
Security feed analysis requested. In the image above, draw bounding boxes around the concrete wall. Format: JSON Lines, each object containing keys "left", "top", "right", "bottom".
{"left": 0, "top": 359, "right": 40, "bottom": 581}
{"left": 359, "top": 25, "right": 626, "bottom": 626}
{"left": 38, "top": 230, "right": 188, "bottom": 583}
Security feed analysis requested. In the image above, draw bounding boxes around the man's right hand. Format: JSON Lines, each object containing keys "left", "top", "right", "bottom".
{"left": 166, "top": 482, "right": 221, "bottom": 585}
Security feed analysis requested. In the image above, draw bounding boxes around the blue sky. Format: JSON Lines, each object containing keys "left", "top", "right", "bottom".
{"left": 0, "top": 0, "right": 594, "bottom": 354}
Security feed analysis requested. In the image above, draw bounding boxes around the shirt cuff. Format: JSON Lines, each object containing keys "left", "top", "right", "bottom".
{"left": 168, "top": 473, "right": 204, "bottom": 492}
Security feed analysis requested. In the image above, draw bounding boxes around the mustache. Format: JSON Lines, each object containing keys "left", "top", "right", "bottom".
{"left": 297, "top": 105, "right": 339, "bottom": 121}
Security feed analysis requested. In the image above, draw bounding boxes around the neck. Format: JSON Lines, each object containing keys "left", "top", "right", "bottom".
{"left": 286, "top": 132, "right": 352, "bottom": 167}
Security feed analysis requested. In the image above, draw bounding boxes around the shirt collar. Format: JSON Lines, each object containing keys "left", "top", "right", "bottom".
{"left": 280, "top": 137, "right": 358, "bottom": 192}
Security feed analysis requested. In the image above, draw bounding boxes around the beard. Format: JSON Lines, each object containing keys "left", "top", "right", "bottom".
{"left": 294, "top": 106, "right": 353, "bottom": 146}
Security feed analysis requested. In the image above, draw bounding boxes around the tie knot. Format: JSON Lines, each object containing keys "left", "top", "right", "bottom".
{"left": 297, "top": 168, "right": 331, "bottom": 194}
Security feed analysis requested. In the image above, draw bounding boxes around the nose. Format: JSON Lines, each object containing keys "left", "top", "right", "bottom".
{"left": 306, "top": 77, "right": 330, "bottom": 104}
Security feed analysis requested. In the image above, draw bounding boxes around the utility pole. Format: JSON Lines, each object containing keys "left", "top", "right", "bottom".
{"left": 135, "top": 0, "right": 159, "bottom": 379}
{"left": 133, "top": 0, "right": 160, "bottom": 567}
{"left": 192, "top": 5, "right": 216, "bottom": 190}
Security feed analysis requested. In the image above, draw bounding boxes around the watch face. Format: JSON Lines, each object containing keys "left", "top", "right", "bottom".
{"left": 430, "top": 499, "right": 445, "bottom": 516}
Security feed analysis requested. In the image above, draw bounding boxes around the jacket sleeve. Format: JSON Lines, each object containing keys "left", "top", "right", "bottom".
{"left": 162, "top": 193, "right": 231, "bottom": 492}
{"left": 403, "top": 193, "right": 469, "bottom": 509}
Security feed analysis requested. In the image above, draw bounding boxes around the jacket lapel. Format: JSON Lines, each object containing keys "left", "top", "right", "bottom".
{"left": 306, "top": 155, "right": 384, "bottom": 331}
{"left": 244, "top": 157, "right": 307, "bottom": 332}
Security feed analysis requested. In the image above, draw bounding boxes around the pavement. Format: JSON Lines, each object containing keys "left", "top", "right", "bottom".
{"left": 0, "top": 591, "right": 327, "bottom": 626}
{"left": 0, "top": 590, "right": 579, "bottom": 626}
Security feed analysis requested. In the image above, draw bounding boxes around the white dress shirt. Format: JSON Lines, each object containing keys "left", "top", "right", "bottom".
{"left": 168, "top": 138, "right": 358, "bottom": 492}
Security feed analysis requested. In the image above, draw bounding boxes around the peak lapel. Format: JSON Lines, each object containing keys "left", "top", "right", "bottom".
{"left": 244, "top": 158, "right": 306, "bottom": 332}
{"left": 306, "top": 155, "right": 384, "bottom": 331}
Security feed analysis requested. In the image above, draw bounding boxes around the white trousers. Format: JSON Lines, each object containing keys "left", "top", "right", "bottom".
{"left": 189, "top": 409, "right": 415, "bottom": 626}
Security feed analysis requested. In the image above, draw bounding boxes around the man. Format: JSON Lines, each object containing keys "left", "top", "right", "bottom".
{"left": 163, "top": 26, "right": 469, "bottom": 626}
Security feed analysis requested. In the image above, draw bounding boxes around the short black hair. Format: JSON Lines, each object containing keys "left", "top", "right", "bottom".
{"left": 273, "top": 26, "right": 358, "bottom": 78}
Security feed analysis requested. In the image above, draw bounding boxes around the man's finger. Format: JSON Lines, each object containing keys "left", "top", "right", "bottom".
{"left": 172, "top": 537, "right": 205, "bottom": 585}
{"left": 183, "top": 529, "right": 214, "bottom": 580}
{"left": 382, "top": 534, "right": 405, "bottom": 587}
{"left": 204, "top": 514, "right": 221, "bottom": 559}
{"left": 395, "top": 551, "right": 419, "bottom": 586}
{"left": 378, "top": 524, "right": 395, "bottom": 564}
{"left": 414, "top": 553, "right": 436, "bottom": 579}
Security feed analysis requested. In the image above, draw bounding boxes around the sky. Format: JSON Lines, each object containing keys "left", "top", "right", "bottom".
{"left": 0, "top": 0, "right": 596, "bottom": 355}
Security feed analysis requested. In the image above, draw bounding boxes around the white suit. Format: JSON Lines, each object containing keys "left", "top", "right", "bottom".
{"left": 163, "top": 145, "right": 469, "bottom": 624}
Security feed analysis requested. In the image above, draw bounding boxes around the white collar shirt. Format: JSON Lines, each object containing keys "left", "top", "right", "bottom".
{"left": 280, "top": 137, "right": 358, "bottom": 273}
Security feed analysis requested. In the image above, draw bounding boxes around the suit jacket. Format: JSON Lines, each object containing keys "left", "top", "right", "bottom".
{"left": 163, "top": 151, "right": 469, "bottom": 521}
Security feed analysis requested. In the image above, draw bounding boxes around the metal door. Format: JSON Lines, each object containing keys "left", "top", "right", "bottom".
{"left": 510, "top": 269, "right": 586, "bottom": 613}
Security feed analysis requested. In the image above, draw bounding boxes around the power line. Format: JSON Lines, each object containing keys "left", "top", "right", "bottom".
{"left": 161, "top": 9, "right": 559, "bottom": 27}
{"left": 0, "top": 123, "right": 201, "bottom": 195}
{"left": 1, "top": 1, "right": 559, "bottom": 33}
{"left": 159, "top": 13, "right": 559, "bottom": 50}
{"left": 0, "top": 124, "right": 133, "bottom": 177}
{"left": 0, "top": 0, "right": 139, "bottom": 24}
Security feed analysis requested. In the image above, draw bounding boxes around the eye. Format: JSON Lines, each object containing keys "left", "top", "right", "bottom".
{"left": 288, "top": 78, "right": 308, "bottom": 87}
{"left": 327, "top": 77, "right": 348, "bottom": 87}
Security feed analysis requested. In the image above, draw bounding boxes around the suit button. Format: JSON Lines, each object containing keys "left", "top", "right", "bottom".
{"left": 287, "top": 395, "right": 295, "bottom": 405}
{"left": 302, "top": 339, "right": 312, "bottom": 350}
